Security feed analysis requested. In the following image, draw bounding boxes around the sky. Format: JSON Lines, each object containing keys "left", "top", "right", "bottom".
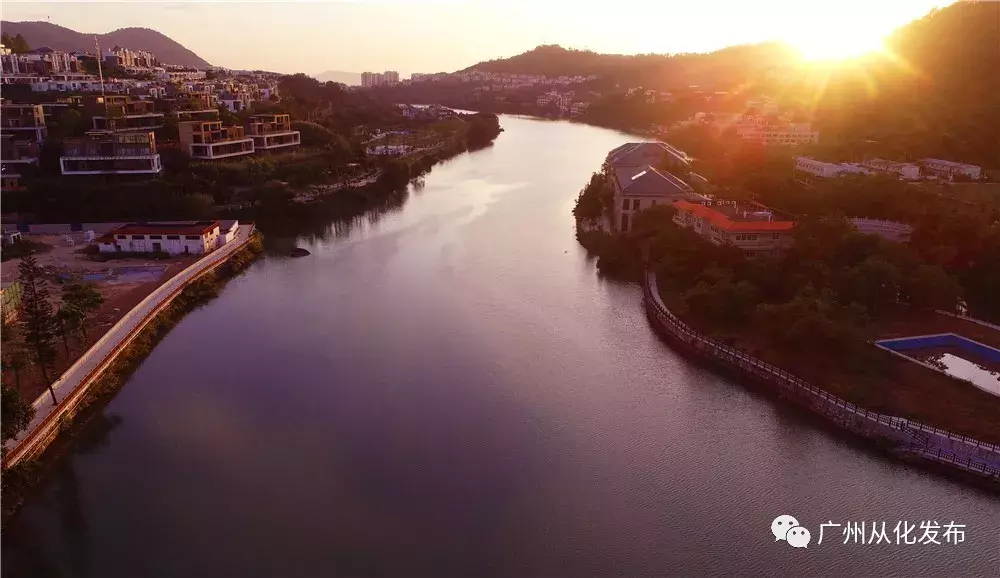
{"left": 1, "top": 0, "right": 957, "bottom": 76}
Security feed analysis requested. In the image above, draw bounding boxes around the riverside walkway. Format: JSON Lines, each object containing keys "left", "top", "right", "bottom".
{"left": 643, "top": 272, "right": 1000, "bottom": 482}
{"left": 3, "top": 225, "right": 256, "bottom": 468}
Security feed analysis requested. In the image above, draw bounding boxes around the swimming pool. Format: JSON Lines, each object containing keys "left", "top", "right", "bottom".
{"left": 876, "top": 333, "right": 1000, "bottom": 396}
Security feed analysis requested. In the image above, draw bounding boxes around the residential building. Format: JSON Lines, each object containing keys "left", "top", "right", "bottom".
{"left": 103, "top": 46, "right": 157, "bottom": 69}
{"left": 612, "top": 165, "right": 706, "bottom": 232}
{"left": 738, "top": 124, "right": 819, "bottom": 146}
{"left": 569, "top": 102, "right": 590, "bottom": 117}
{"left": 672, "top": 200, "right": 796, "bottom": 257}
{"left": 794, "top": 156, "right": 871, "bottom": 179}
{"left": 0, "top": 102, "right": 47, "bottom": 142}
{"left": 89, "top": 96, "right": 165, "bottom": 132}
{"left": 60, "top": 130, "right": 163, "bottom": 175}
{"left": 165, "top": 93, "right": 219, "bottom": 123}
{"left": 217, "top": 90, "right": 249, "bottom": 112}
{"left": 920, "top": 158, "right": 982, "bottom": 180}
{"left": 22, "top": 47, "right": 76, "bottom": 74}
{"left": 605, "top": 141, "right": 691, "bottom": 172}
{"left": 1, "top": 281, "right": 22, "bottom": 323}
{"left": 178, "top": 120, "right": 255, "bottom": 160}
{"left": 1, "top": 134, "right": 39, "bottom": 189}
{"left": 246, "top": 113, "right": 301, "bottom": 153}
{"left": 848, "top": 218, "right": 913, "bottom": 243}
{"left": 218, "top": 220, "right": 240, "bottom": 248}
{"left": 97, "top": 221, "right": 221, "bottom": 255}
{"left": 859, "top": 158, "right": 921, "bottom": 180}
{"left": 361, "top": 70, "right": 400, "bottom": 87}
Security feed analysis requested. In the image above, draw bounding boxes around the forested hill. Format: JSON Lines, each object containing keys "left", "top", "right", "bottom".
{"left": 0, "top": 21, "right": 210, "bottom": 68}
{"left": 461, "top": 43, "right": 800, "bottom": 88}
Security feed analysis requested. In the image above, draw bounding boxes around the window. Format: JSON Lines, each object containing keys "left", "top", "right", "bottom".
{"left": 622, "top": 199, "right": 629, "bottom": 210}
{"left": 650, "top": 200, "right": 657, "bottom": 206}
{"left": 632, "top": 199, "right": 641, "bottom": 210}
{"left": 150, "top": 235, "right": 162, "bottom": 240}
{"left": 116, "top": 235, "right": 126, "bottom": 239}
{"left": 166, "top": 235, "right": 180, "bottom": 240}
{"left": 133, "top": 235, "right": 145, "bottom": 240}
{"left": 620, "top": 214, "right": 629, "bottom": 232}
{"left": 772, "top": 233, "right": 780, "bottom": 240}
{"left": 185, "top": 235, "right": 200, "bottom": 240}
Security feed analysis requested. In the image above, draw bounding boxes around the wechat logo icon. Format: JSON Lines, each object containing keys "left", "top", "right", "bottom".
{"left": 772, "top": 514, "right": 811, "bottom": 549}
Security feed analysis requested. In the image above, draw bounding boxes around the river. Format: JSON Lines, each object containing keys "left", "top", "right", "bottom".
{"left": 3, "top": 115, "right": 998, "bottom": 577}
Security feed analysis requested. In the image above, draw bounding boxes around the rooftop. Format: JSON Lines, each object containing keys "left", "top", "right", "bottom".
{"left": 606, "top": 141, "right": 691, "bottom": 168}
{"left": 110, "top": 221, "right": 220, "bottom": 237}
{"left": 674, "top": 200, "right": 796, "bottom": 232}
{"left": 922, "top": 158, "right": 979, "bottom": 169}
{"left": 615, "top": 165, "right": 699, "bottom": 198}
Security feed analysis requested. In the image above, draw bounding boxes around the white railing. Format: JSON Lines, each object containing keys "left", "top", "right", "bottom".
{"left": 643, "top": 272, "right": 1000, "bottom": 479}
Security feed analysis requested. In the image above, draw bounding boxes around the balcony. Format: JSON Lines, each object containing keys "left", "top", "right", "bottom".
{"left": 92, "top": 113, "right": 166, "bottom": 132}
{"left": 250, "top": 131, "right": 301, "bottom": 151}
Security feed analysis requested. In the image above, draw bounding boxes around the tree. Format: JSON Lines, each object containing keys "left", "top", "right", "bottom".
{"left": 1, "top": 322, "right": 26, "bottom": 389}
{"left": 48, "top": 109, "right": 86, "bottom": 142}
{"left": 61, "top": 283, "right": 103, "bottom": 340}
{"left": 2, "top": 383, "right": 34, "bottom": 444}
{"left": 1, "top": 33, "right": 31, "bottom": 54}
{"left": 18, "top": 254, "right": 59, "bottom": 404}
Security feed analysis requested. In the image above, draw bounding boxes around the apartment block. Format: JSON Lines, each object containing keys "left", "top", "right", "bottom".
{"left": 246, "top": 113, "right": 301, "bottom": 153}
{"left": 60, "top": 130, "right": 163, "bottom": 175}
{"left": 794, "top": 156, "right": 872, "bottom": 179}
{"left": 672, "top": 200, "right": 795, "bottom": 257}
{"left": 179, "top": 120, "right": 255, "bottom": 160}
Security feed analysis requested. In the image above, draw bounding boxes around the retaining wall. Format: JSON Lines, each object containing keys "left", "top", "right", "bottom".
{"left": 3, "top": 226, "right": 257, "bottom": 469}
{"left": 642, "top": 272, "right": 1000, "bottom": 482}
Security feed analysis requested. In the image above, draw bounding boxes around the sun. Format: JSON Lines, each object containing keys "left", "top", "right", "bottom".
{"left": 794, "top": 35, "right": 887, "bottom": 62}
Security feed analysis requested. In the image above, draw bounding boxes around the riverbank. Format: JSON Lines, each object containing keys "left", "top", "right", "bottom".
{"left": 1, "top": 233, "right": 264, "bottom": 526}
{"left": 642, "top": 272, "right": 1000, "bottom": 488}
{"left": 3, "top": 113, "right": 502, "bottom": 227}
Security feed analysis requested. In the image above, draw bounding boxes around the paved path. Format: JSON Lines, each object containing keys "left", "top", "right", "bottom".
{"left": 3, "top": 225, "right": 255, "bottom": 467}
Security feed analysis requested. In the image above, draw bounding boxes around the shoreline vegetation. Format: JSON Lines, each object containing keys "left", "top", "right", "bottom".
{"left": 0, "top": 115, "right": 502, "bottom": 526}
{"left": 572, "top": 173, "right": 1000, "bottom": 449}
{"left": 1, "top": 233, "right": 263, "bottom": 526}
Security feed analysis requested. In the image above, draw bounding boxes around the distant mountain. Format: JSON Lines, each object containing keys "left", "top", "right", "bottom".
{"left": 459, "top": 43, "right": 801, "bottom": 88}
{"left": 0, "top": 21, "right": 211, "bottom": 68}
{"left": 314, "top": 70, "right": 362, "bottom": 86}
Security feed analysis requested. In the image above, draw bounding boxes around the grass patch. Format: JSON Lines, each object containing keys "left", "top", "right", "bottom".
{"left": 1, "top": 240, "right": 52, "bottom": 262}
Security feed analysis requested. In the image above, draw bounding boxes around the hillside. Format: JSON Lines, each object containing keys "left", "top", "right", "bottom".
{"left": 314, "top": 70, "right": 362, "bottom": 86}
{"left": 800, "top": 1, "right": 1000, "bottom": 166}
{"left": 0, "top": 21, "right": 210, "bottom": 68}
{"left": 460, "top": 43, "right": 801, "bottom": 88}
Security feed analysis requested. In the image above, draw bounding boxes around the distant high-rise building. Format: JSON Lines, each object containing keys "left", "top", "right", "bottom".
{"left": 361, "top": 70, "right": 400, "bottom": 87}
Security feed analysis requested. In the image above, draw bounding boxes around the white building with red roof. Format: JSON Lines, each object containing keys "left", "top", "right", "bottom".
{"left": 97, "top": 221, "right": 221, "bottom": 255}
